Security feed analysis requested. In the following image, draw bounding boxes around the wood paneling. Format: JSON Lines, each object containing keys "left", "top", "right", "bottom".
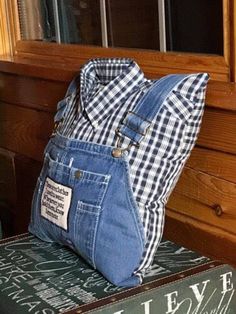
{"left": 0, "top": 101, "right": 53, "bottom": 161}
{"left": 206, "top": 80, "right": 236, "bottom": 110}
{"left": 14, "top": 154, "right": 42, "bottom": 234}
{"left": 0, "top": 72, "right": 67, "bottom": 111}
{"left": 0, "top": 0, "right": 10, "bottom": 58}
{"left": 198, "top": 108, "right": 236, "bottom": 154}
{"left": 186, "top": 147, "right": 236, "bottom": 183}
{"left": 1, "top": 60, "right": 236, "bottom": 110}
{"left": 164, "top": 210, "right": 236, "bottom": 268}
{"left": 167, "top": 192, "right": 236, "bottom": 235}
{"left": 229, "top": 0, "right": 236, "bottom": 81}
{"left": 223, "top": 0, "right": 230, "bottom": 66}
{"left": 0, "top": 88, "right": 235, "bottom": 162}
{"left": 173, "top": 167, "right": 236, "bottom": 212}
{"left": 0, "top": 0, "right": 20, "bottom": 59}
{"left": 0, "top": 59, "right": 75, "bottom": 81}
{"left": 15, "top": 41, "right": 229, "bottom": 82}
{"left": 0, "top": 104, "right": 235, "bottom": 164}
{"left": 0, "top": 148, "right": 16, "bottom": 205}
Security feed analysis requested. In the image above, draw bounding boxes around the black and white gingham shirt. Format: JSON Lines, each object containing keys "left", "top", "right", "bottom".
{"left": 57, "top": 58, "right": 208, "bottom": 278}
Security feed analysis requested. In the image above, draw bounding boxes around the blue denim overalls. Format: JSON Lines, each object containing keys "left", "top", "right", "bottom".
{"left": 29, "top": 74, "right": 187, "bottom": 287}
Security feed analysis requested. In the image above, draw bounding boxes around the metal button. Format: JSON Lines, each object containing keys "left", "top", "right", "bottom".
{"left": 112, "top": 148, "right": 123, "bottom": 158}
{"left": 75, "top": 170, "right": 82, "bottom": 179}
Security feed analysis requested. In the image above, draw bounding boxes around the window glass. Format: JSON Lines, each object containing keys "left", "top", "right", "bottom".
{"left": 18, "top": 0, "right": 102, "bottom": 45}
{"left": 165, "top": 0, "right": 223, "bottom": 55}
{"left": 106, "top": 0, "right": 160, "bottom": 50}
{"left": 17, "top": 0, "right": 223, "bottom": 55}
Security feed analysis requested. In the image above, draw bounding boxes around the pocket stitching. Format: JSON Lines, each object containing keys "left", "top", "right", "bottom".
{"left": 75, "top": 201, "right": 101, "bottom": 268}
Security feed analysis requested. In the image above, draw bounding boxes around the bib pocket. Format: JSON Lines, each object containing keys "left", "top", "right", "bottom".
{"left": 30, "top": 151, "right": 110, "bottom": 267}
{"left": 72, "top": 170, "right": 110, "bottom": 267}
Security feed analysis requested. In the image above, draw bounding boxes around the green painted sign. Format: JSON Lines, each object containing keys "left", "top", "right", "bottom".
{"left": 0, "top": 234, "right": 235, "bottom": 313}
{"left": 91, "top": 266, "right": 236, "bottom": 314}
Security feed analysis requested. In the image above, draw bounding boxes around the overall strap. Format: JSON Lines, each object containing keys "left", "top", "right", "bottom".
{"left": 54, "top": 75, "right": 80, "bottom": 124}
{"left": 118, "top": 74, "right": 189, "bottom": 145}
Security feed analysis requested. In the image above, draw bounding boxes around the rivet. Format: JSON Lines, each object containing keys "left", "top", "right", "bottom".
{"left": 75, "top": 170, "right": 82, "bottom": 179}
{"left": 112, "top": 148, "right": 123, "bottom": 158}
{"left": 110, "top": 297, "right": 117, "bottom": 302}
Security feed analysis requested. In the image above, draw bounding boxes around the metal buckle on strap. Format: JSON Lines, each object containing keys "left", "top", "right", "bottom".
{"left": 112, "top": 129, "right": 139, "bottom": 158}
{"left": 51, "top": 119, "right": 63, "bottom": 137}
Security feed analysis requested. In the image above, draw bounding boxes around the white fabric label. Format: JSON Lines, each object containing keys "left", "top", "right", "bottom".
{"left": 41, "top": 177, "right": 72, "bottom": 230}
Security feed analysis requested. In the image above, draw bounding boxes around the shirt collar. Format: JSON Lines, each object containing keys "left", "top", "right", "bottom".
{"left": 79, "top": 58, "right": 145, "bottom": 128}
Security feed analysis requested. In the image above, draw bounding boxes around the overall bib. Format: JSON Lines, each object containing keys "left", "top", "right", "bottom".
{"left": 29, "top": 74, "right": 188, "bottom": 287}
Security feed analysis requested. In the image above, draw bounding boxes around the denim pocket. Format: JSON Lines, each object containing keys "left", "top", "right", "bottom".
{"left": 32, "top": 152, "right": 110, "bottom": 265}
{"left": 74, "top": 201, "right": 100, "bottom": 267}
{"left": 72, "top": 169, "right": 110, "bottom": 207}
{"left": 72, "top": 169, "right": 110, "bottom": 267}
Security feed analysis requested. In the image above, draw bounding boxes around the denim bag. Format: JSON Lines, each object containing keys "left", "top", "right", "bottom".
{"left": 29, "top": 74, "right": 194, "bottom": 287}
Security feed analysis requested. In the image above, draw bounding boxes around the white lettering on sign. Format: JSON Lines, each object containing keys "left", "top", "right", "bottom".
{"left": 164, "top": 272, "right": 235, "bottom": 314}
{"left": 41, "top": 177, "right": 72, "bottom": 230}
{"left": 141, "top": 299, "right": 153, "bottom": 314}
{"left": 189, "top": 279, "right": 210, "bottom": 303}
{"left": 165, "top": 291, "right": 179, "bottom": 314}
{"left": 220, "top": 272, "right": 234, "bottom": 293}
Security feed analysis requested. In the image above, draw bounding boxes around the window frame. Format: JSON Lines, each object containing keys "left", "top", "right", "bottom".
{"left": 0, "top": 0, "right": 235, "bottom": 82}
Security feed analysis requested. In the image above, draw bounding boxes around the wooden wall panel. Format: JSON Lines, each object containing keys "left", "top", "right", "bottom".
{"left": 164, "top": 210, "right": 236, "bottom": 268}
{"left": 167, "top": 192, "right": 236, "bottom": 235}
{"left": 198, "top": 108, "right": 236, "bottom": 154}
{"left": 186, "top": 147, "right": 236, "bottom": 183}
{"left": 0, "top": 101, "right": 53, "bottom": 161}
{"left": 1, "top": 102, "right": 236, "bottom": 160}
{"left": 0, "top": 72, "right": 67, "bottom": 111}
{"left": 173, "top": 167, "right": 236, "bottom": 212}
{"left": 206, "top": 80, "right": 236, "bottom": 110}
{"left": 0, "top": 59, "right": 236, "bottom": 110}
{"left": 0, "top": 148, "right": 16, "bottom": 205}
{"left": 16, "top": 41, "right": 230, "bottom": 82}
{"left": 14, "top": 155, "right": 42, "bottom": 234}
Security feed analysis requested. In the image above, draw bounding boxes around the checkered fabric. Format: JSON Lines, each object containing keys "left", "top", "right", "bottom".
{"left": 57, "top": 58, "right": 209, "bottom": 278}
